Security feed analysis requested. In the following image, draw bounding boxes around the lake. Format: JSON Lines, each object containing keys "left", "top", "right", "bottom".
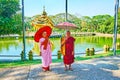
{"left": 0, "top": 36, "right": 120, "bottom": 60}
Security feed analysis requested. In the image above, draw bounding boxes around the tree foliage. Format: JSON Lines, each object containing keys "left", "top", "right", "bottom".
{"left": 33, "top": 12, "right": 120, "bottom": 34}
{"left": 0, "top": 0, "right": 21, "bottom": 35}
{"left": 0, "top": 0, "right": 20, "bottom": 18}
{"left": 118, "top": 8, "right": 120, "bottom": 33}
{"left": 49, "top": 13, "right": 116, "bottom": 34}
{"left": 17, "top": 10, "right": 120, "bottom": 34}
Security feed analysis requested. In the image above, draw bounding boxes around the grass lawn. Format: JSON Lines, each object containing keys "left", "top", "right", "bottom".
{"left": 0, "top": 50, "right": 120, "bottom": 68}
{"left": 75, "top": 50, "right": 119, "bottom": 61}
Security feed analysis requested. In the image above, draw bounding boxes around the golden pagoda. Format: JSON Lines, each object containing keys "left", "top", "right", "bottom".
{"left": 32, "top": 6, "right": 54, "bottom": 30}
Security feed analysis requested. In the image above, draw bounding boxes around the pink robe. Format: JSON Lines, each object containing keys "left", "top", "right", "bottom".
{"left": 39, "top": 38, "right": 52, "bottom": 68}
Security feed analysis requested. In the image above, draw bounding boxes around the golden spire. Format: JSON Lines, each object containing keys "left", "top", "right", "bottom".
{"left": 42, "top": 6, "right": 47, "bottom": 16}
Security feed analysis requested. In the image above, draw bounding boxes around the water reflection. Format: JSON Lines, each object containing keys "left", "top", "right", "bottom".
{"left": 0, "top": 37, "right": 120, "bottom": 57}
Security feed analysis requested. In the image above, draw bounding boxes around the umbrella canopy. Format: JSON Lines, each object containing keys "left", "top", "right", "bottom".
{"left": 55, "top": 22, "right": 78, "bottom": 30}
{"left": 34, "top": 26, "right": 52, "bottom": 42}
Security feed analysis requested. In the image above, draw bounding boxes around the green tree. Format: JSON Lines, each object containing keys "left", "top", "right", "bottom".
{"left": 81, "top": 16, "right": 93, "bottom": 32}
{"left": 103, "top": 16, "right": 114, "bottom": 34}
{"left": 12, "top": 13, "right": 22, "bottom": 34}
{"left": 49, "top": 13, "right": 82, "bottom": 32}
{"left": 91, "top": 15, "right": 113, "bottom": 33}
{"left": 28, "top": 13, "right": 115, "bottom": 34}
{"left": 0, "top": 0, "right": 20, "bottom": 18}
{"left": 0, "top": 0, "right": 21, "bottom": 35}
{"left": 24, "top": 17, "right": 33, "bottom": 31}
{"left": 118, "top": 8, "right": 120, "bottom": 33}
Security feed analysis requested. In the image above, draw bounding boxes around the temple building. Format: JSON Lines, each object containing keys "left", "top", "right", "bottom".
{"left": 32, "top": 6, "right": 54, "bottom": 30}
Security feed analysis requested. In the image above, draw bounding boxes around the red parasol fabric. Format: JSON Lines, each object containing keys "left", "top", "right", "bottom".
{"left": 34, "top": 26, "right": 52, "bottom": 42}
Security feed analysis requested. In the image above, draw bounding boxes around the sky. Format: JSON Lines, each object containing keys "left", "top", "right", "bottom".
{"left": 20, "top": 0, "right": 119, "bottom": 17}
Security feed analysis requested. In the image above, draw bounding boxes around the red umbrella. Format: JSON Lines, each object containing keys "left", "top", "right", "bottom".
{"left": 34, "top": 26, "right": 52, "bottom": 42}
{"left": 55, "top": 22, "right": 78, "bottom": 30}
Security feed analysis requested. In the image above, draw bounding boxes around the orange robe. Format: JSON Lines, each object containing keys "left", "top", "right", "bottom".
{"left": 61, "top": 37, "right": 65, "bottom": 55}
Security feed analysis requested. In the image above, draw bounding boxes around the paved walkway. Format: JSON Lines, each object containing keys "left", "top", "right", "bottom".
{"left": 0, "top": 56, "right": 120, "bottom": 80}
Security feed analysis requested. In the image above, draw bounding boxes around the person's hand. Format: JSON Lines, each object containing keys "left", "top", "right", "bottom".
{"left": 72, "top": 51, "right": 74, "bottom": 55}
{"left": 45, "top": 37, "right": 49, "bottom": 40}
{"left": 39, "top": 52, "right": 42, "bottom": 56}
{"left": 65, "top": 36, "right": 68, "bottom": 40}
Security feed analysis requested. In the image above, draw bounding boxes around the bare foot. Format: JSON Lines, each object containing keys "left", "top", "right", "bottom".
{"left": 69, "top": 68, "right": 73, "bottom": 71}
{"left": 64, "top": 68, "right": 68, "bottom": 71}
{"left": 48, "top": 69, "right": 52, "bottom": 71}
{"left": 42, "top": 69, "right": 47, "bottom": 72}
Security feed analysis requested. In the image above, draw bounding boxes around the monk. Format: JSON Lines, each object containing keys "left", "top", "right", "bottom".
{"left": 61, "top": 31, "right": 75, "bottom": 71}
{"left": 39, "top": 31, "right": 52, "bottom": 72}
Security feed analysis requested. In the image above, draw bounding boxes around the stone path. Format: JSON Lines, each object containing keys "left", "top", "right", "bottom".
{"left": 0, "top": 56, "right": 120, "bottom": 80}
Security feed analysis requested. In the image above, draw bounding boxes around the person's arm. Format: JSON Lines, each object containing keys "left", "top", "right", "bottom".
{"left": 72, "top": 50, "right": 74, "bottom": 55}
{"left": 39, "top": 52, "right": 41, "bottom": 56}
{"left": 61, "top": 37, "right": 66, "bottom": 47}
{"left": 39, "top": 38, "right": 45, "bottom": 56}
{"left": 41, "top": 38, "right": 48, "bottom": 50}
{"left": 50, "top": 40, "right": 54, "bottom": 50}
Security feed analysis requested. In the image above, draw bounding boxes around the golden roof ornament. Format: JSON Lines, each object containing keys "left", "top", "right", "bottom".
{"left": 31, "top": 6, "right": 54, "bottom": 30}
{"left": 42, "top": 6, "right": 47, "bottom": 17}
